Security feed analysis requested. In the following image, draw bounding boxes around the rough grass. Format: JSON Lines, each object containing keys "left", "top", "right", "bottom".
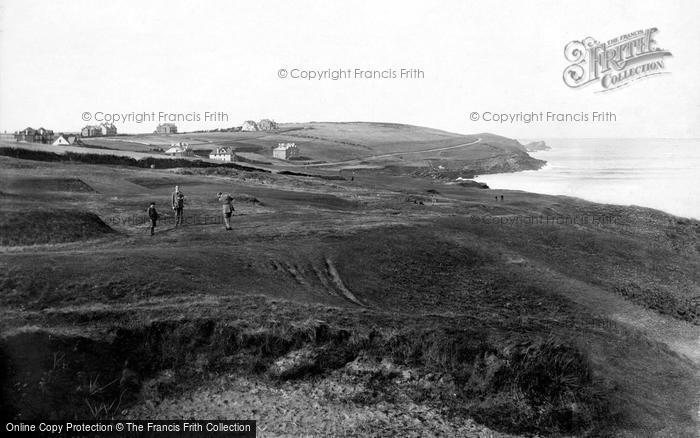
{"left": 1, "top": 177, "right": 95, "bottom": 193}
{"left": 437, "top": 215, "right": 700, "bottom": 324}
{"left": 0, "top": 316, "right": 612, "bottom": 436}
{"left": 1, "top": 222, "right": 694, "bottom": 435}
{"left": 1, "top": 153, "right": 698, "bottom": 436}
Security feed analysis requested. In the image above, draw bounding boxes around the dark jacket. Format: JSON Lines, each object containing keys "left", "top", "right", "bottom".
{"left": 147, "top": 206, "right": 159, "bottom": 220}
{"left": 172, "top": 191, "right": 184, "bottom": 209}
{"left": 219, "top": 194, "right": 234, "bottom": 213}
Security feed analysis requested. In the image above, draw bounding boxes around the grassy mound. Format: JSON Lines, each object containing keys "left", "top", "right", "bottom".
{"left": 0, "top": 210, "right": 115, "bottom": 246}
{"left": 3, "top": 177, "right": 95, "bottom": 193}
{"left": 0, "top": 318, "right": 611, "bottom": 435}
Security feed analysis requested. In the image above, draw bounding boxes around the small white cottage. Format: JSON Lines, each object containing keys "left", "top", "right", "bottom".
{"left": 209, "top": 147, "right": 235, "bottom": 162}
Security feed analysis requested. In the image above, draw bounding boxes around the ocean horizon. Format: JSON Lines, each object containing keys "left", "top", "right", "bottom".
{"left": 474, "top": 138, "right": 700, "bottom": 220}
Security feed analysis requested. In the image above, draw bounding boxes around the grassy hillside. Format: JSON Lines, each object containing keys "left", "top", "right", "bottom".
{"left": 0, "top": 148, "right": 697, "bottom": 436}
{"left": 9, "top": 122, "right": 545, "bottom": 177}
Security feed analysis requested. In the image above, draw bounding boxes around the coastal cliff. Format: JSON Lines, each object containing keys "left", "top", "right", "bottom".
{"left": 409, "top": 132, "right": 547, "bottom": 179}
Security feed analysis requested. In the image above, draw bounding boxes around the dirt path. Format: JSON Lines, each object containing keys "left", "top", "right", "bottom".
{"left": 497, "top": 249, "right": 700, "bottom": 425}
{"left": 302, "top": 138, "right": 482, "bottom": 167}
{"left": 511, "top": 256, "right": 700, "bottom": 362}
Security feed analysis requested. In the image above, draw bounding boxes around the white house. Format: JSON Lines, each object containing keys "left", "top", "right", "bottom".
{"left": 273, "top": 142, "right": 299, "bottom": 160}
{"left": 164, "top": 142, "right": 194, "bottom": 157}
{"left": 209, "top": 147, "right": 235, "bottom": 162}
{"left": 52, "top": 134, "right": 80, "bottom": 146}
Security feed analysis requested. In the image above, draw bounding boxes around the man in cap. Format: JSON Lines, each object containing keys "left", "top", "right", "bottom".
{"left": 217, "top": 191, "right": 234, "bottom": 231}
{"left": 171, "top": 185, "right": 185, "bottom": 227}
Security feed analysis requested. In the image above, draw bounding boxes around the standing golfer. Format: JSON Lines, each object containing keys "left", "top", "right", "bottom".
{"left": 171, "top": 185, "right": 185, "bottom": 227}
{"left": 146, "top": 202, "right": 159, "bottom": 235}
{"left": 217, "top": 192, "right": 234, "bottom": 230}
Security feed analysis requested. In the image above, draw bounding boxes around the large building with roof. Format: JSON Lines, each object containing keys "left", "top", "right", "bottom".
{"left": 273, "top": 142, "right": 299, "bottom": 160}
{"left": 15, "top": 127, "right": 54, "bottom": 143}
{"left": 100, "top": 123, "right": 117, "bottom": 136}
{"left": 81, "top": 125, "right": 102, "bottom": 137}
{"left": 155, "top": 123, "right": 178, "bottom": 134}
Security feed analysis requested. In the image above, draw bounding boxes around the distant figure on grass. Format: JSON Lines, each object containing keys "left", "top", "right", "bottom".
{"left": 146, "top": 202, "right": 159, "bottom": 236}
{"left": 217, "top": 192, "right": 234, "bottom": 231}
{"left": 171, "top": 185, "right": 185, "bottom": 226}
{"left": 500, "top": 195, "right": 504, "bottom": 201}
{"left": 431, "top": 194, "right": 437, "bottom": 206}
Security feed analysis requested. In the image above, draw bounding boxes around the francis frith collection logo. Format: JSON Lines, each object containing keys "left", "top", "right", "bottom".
{"left": 563, "top": 28, "right": 672, "bottom": 92}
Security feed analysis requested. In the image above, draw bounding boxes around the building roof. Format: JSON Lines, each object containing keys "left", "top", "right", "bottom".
{"left": 165, "top": 143, "right": 191, "bottom": 154}
{"left": 274, "top": 142, "right": 297, "bottom": 150}
{"left": 54, "top": 134, "right": 78, "bottom": 144}
{"left": 210, "top": 147, "right": 234, "bottom": 155}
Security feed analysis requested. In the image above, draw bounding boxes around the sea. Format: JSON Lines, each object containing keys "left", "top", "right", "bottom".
{"left": 473, "top": 138, "right": 700, "bottom": 220}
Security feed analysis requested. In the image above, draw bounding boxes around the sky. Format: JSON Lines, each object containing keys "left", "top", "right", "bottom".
{"left": 1, "top": 0, "right": 698, "bottom": 139}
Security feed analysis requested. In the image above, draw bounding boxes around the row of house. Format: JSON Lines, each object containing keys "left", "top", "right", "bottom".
{"left": 81, "top": 123, "right": 117, "bottom": 137}
{"left": 154, "top": 120, "right": 277, "bottom": 133}
{"left": 159, "top": 142, "right": 301, "bottom": 162}
{"left": 164, "top": 144, "right": 237, "bottom": 162}
{"left": 152, "top": 121, "right": 276, "bottom": 134}
{"left": 12, "top": 124, "right": 300, "bottom": 162}
{"left": 163, "top": 144, "right": 238, "bottom": 162}
{"left": 14, "top": 127, "right": 88, "bottom": 146}
{"left": 82, "top": 123, "right": 175, "bottom": 137}
{"left": 13, "top": 125, "right": 114, "bottom": 143}
{"left": 207, "top": 143, "right": 299, "bottom": 161}
{"left": 13, "top": 120, "right": 278, "bottom": 143}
